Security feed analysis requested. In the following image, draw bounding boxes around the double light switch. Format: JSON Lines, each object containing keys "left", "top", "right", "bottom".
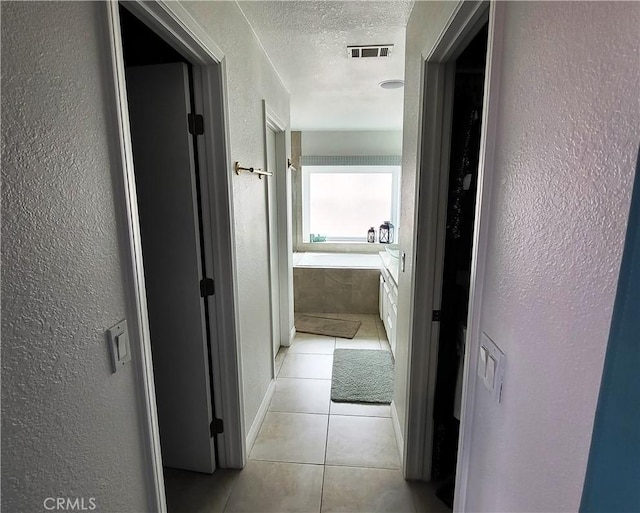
{"left": 477, "top": 332, "right": 506, "bottom": 403}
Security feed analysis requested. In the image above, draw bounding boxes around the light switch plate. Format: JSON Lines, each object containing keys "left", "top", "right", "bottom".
{"left": 479, "top": 332, "right": 506, "bottom": 404}
{"left": 107, "top": 320, "right": 131, "bottom": 373}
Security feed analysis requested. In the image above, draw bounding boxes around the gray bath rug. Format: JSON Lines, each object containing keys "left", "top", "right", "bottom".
{"left": 296, "top": 315, "right": 361, "bottom": 339}
{"left": 331, "top": 349, "right": 394, "bottom": 404}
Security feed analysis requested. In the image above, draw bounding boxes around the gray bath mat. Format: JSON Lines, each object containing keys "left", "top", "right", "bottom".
{"left": 296, "top": 315, "right": 361, "bottom": 339}
{"left": 331, "top": 349, "right": 394, "bottom": 404}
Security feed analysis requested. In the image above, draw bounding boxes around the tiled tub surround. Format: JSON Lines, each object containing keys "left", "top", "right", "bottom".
{"left": 294, "top": 268, "right": 379, "bottom": 314}
{"left": 293, "top": 253, "right": 380, "bottom": 314}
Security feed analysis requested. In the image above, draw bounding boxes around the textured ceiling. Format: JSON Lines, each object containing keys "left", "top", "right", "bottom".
{"left": 237, "top": 1, "right": 414, "bottom": 131}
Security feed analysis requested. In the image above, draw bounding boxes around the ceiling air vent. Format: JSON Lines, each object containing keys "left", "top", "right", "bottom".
{"left": 347, "top": 44, "right": 394, "bottom": 59}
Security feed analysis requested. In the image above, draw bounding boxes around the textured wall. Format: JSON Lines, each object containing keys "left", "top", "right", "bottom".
{"left": 1, "top": 2, "right": 149, "bottom": 511}
{"left": 395, "top": 0, "right": 459, "bottom": 441}
{"left": 181, "top": 2, "right": 290, "bottom": 434}
{"left": 465, "top": 2, "right": 640, "bottom": 511}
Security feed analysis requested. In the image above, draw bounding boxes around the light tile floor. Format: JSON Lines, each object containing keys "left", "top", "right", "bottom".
{"left": 164, "top": 313, "right": 451, "bottom": 513}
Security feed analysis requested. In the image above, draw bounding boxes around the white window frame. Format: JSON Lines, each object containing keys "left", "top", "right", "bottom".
{"left": 301, "top": 164, "right": 401, "bottom": 244}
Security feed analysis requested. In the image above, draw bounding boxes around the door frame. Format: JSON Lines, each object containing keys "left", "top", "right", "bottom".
{"left": 263, "top": 101, "right": 287, "bottom": 374}
{"left": 105, "top": 2, "right": 245, "bottom": 510}
{"left": 263, "top": 100, "right": 294, "bottom": 360}
{"left": 404, "top": 1, "right": 505, "bottom": 509}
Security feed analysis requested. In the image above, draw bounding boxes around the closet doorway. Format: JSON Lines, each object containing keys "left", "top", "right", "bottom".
{"left": 430, "top": 23, "right": 488, "bottom": 507}
{"left": 404, "top": 1, "right": 495, "bottom": 508}
{"left": 106, "top": 1, "right": 244, "bottom": 508}
{"left": 120, "top": 5, "right": 218, "bottom": 474}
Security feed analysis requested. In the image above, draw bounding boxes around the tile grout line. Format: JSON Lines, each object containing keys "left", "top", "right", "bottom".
{"left": 318, "top": 335, "right": 335, "bottom": 512}
{"left": 319, "top": 460, "right": 327, "bottom": 513}
{"left": 320, "top": 389, "right": 333, "bottom": 513}
{"left": 221, "top": 470, "right": 242, "bottom": 513}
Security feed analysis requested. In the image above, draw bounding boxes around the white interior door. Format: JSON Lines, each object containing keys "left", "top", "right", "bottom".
{"left": 126, "top": 63, "right": 216, "bottom": 473}
{"left": 266, "top": 127, "right": 281, "bottom": 360}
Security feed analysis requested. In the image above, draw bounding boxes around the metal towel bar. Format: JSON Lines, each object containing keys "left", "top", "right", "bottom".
{"left": 234, "top": 161, "right": 272, "bottom": 179}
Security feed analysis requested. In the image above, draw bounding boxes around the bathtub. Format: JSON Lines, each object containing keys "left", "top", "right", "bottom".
{"left": 293, "top": 252, "right": 380, "bottom": 314}
{"left": 293, "top": 252, "right": 380, "bottom": 269}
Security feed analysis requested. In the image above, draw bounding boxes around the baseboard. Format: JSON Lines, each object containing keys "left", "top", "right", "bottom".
{"left": 246, "top": 379, "right": 276, "bottom": 454}
{"left": 288, "top": 326, "right": 296, "bottom": 346}
{"left": 391, "top": 400, "right": 404, "bottom": 468}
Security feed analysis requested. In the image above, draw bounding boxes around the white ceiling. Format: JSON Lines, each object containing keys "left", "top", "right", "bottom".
{"left": 237, "top": 1, "right": 414, "bottom": 131}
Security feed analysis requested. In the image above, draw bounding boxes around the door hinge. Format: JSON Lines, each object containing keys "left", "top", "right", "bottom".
{"left": 188, "top": 113, "right": 204, "bottom": 135}
{"left": 200, "top": 277, "right": 215, "bottom": 297}
{"left": 210, "top": 418, "right": 223, "bottom": 436}
{"left": 432, "top": 310, "right": 441, "bottom": 322}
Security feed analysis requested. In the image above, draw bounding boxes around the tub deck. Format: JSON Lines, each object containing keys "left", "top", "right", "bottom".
{"left": 293, "top": 252, "right": 380, "bottom": 269}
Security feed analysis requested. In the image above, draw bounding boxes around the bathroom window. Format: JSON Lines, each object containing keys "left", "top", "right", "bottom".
{"left": 302, "top": 165, "right": 400, "bottom": 243}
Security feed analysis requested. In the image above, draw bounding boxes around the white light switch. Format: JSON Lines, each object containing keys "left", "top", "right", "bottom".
{"left": 107, "top": 320, "right": 131, "bottom": 373}
{"left": 486, "top": 355, "right": 496, "bottom": 388}
{"left": 116, "top": 332, "right": 128, "bottom": 359}
{"left": 480, "top": 332, "right": 506, "bottom": 404}
{"left": 478, "top": 345, "right": 488, "bottom": 379}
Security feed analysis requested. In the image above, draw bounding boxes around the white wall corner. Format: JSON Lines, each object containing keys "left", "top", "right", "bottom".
{"left": 287, "top": 326, "right": 296, "bottom": 347}
{"left": 245, "top": 379, "right": 276, "bottom": 454}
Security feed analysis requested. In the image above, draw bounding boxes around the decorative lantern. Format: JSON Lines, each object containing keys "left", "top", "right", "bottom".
{"left": 367, "top": 227, "right": 376, "bottom": 243}
{"left": 379, "top": 221, "right": 394, "bottom": 244}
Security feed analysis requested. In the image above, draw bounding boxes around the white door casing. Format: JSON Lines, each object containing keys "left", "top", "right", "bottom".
{"left": 263, "top": 101, "right": 293, "bottom": 369}
{"left": 266, "top": 125, "right": 281, "bottom": 362}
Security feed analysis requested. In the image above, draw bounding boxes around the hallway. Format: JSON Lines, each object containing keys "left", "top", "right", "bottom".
{"left": 164, "top": 314, "right": 449, "bottom": 512}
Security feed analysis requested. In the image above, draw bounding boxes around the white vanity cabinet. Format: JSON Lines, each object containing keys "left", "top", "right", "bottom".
{"left": 379, "top": 252, "right": 399, "bottom": 356}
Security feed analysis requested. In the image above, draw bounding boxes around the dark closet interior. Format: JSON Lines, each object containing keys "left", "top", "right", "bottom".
{"left": 119, "top": 6, "right": 187, "bottom": 67}
{"left": 432, "top": 23, "right": 488, "bottom": 508}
